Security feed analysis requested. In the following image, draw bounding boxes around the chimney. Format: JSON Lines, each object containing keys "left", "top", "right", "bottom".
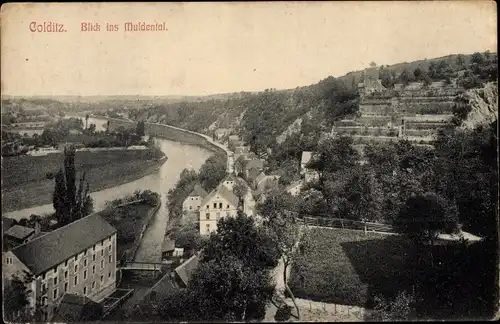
{"left": 34, "top": 221, "right": 41, "bottom": 235}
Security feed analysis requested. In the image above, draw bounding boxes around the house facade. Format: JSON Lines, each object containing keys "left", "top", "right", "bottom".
{"left": 182, "top": 184, "right": 208, "bottom": 213}
{"left": 199, "top": 184, "right": 239, "bottom": 235}
{"left": 2, "top": 213, "right": 118, "bottom": 321}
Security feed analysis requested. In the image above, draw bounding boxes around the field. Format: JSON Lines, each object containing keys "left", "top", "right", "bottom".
{"left": 288, "top": 228, "right": 415, "bottom": 308}
{"left": 288, "top": 227, "right": 496, "bottom": 320}
{"left": 1, "top": 149, "right": 166, "bottom": 212}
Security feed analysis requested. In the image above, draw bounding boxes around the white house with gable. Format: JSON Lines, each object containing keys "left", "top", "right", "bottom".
{"left": 199, "top": 184, "right": 239, "bottom": 235}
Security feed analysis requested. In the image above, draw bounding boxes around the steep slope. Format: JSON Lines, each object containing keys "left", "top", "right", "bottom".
{"left": 461, "top": 82, "right": 498, "bottom": 129}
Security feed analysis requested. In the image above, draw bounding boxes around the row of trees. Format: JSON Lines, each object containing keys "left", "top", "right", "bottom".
{"left": 377, "top": 51, "right": 497, "bottom": 89}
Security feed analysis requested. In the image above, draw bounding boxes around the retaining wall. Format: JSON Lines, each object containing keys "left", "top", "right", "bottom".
{"left": 105, "top": 118, "right": 229, "bottom": 158}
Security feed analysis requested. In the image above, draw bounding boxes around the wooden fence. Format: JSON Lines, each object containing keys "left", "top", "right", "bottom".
{"left": 297, "top": 216, "right": 395, "bottom": 234}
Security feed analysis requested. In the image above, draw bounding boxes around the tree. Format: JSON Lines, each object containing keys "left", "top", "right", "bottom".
{"left": 258, "top": 189, "right": 304, "bottom": 319}
{"left": 413, "top": 67, "right": 423, "bottom": 81}
{"left": 456, "top": 54, "right": 466, "bottom": 68}
{"left": 232, "top": 178, "right": 248, "bottom": 209}
{"left": 202, "top": 212, "right": 280, "bottom": 271}
{"left": 187, "top": 255, "right": 275, "bottom": 321}
{"left": 394, "top": 193, "right": 458, "bottom": 265}
{"left": 53, "top": 145, "right": 93, "bottom": 226}
{"left": 198, "top": 154, "right": 227, "bottom": 192}
{"left": 88, "top": 123, "right": 96, "bottom": 133}
{"left": 369, "top": 61, "right": 377, "bottom": 67}
{"left": 136, "top": 121, "right": 146, "bottom": 137}
{"left": 4, "top": 272, "right": 33, "bottom": 322}
{"left": 471, "top": 52, "right": 485, "bottom": 65}
{"left": 85, "top": 113, "right": 89, "bottom": 130}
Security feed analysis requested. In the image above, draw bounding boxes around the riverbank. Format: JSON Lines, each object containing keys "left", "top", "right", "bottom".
{"left": 99, "top": 194, "right": 161, "bottom": 263}
{"left": 1, "top": 149, "right": 167, "bottom": 212}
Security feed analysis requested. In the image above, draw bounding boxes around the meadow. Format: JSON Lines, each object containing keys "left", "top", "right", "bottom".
{"left": 2, "top": 149, "right": 165, "bottom": 212}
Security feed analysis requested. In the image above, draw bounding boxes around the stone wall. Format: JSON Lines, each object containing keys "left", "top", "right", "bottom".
{"left": 106, "top": 118, "right": 228, "bottom": 158}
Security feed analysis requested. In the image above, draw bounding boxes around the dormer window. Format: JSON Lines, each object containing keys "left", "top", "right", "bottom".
{"left": 219, "top": 203, "right": 223, "bottom": 209}
{"left": 213, "top": 203, "right": 217, "bottom": 208}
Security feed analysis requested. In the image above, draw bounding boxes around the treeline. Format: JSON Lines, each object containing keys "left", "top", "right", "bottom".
{"left": 378, "top": 51, "right": 497, "bottom": 89}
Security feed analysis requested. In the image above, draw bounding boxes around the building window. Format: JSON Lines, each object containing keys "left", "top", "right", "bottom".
{"left": 64, "top": 270, "right": 68, "bottom": 279}
{"left": 206, "top": 224, "right": 210, "bottom": 229}
{"left": 92, "top": 281, "right": 96, "bottom": 289}
{"left": 64, "top": 260, "right": 68, "bottom": 267}
{"left": 74, "top": 255, "right": 77, "bottom": 262}
{"left": 108, "top": 255, "right": 112, "bottom": 263}
{"left": 83, "top": 286, "right": 87, "bottom": 295}
{"left": 108, "top": 271, "right": 111, "bottom": 278}
{"left": 92, "top": 265, "right": 96, "bottom": 274}
{"left": 83, "top": 250, "right": 87, "bottom": 256}
{"left": 205, "top": 213, "right": 210, "bottom": 220}
{"left": 219, "top": 203, "right": 223, "bottom": 209}
{"left": 41, "top": 297, "right": 47, "bottom": 306}
{"left": 64, "top": 282, "right": 68, "bottom": 292}
{"left": 42, "top": 272, "right": 46, "bottom": 280}
{"left": 206, "top": 205, "right": 209, "bottom": 209}
{"left": 84, "top": 270, "right": 87, "bottom": 280}
{"left": 53, "top": 288, "right": 58, "bottom": 299}
{"left": 100, "top": 275, "right": 104, "bottom": 283}
{"left": 101, "top": 260, "right": 104, "bottom": 269}
{"left": 41, "top": 283, "right": 46, "bottom": 293}
{"left": 216, "top": 212, "right": 220, "bottom": 218}
{"left": 93, "top": 254, "right": 96, "bottom": 262}
{"left": 54, "top": 267, "right": 57, "bottom": 274}
{"left": 93, "top": 245, "right": 95, "bottom": 251}
{"left": 189, "top": 206, "right": 192, "bottom": 210}
{"left": 108, "top": 245, "right": 111, "bottom": 252}
{"left": 101, "top": 249, "right": 104, "bottom": 256}
{"left": 213, "top": 203, "right": 217, "bottom": 208}
{"left": 83, "top": 259, "right": 87, "bottom": 267}
{"left": 227, "top": 204, "right": 229, "bottom": 209}
{"left": 53, "top": 277, "right": 58, "bottom": 285}
{"left": 74, "top": 265, "right": 78, "bottom": 273}
{"left": 74, "top": 276, "right": 78, "bottom": 286}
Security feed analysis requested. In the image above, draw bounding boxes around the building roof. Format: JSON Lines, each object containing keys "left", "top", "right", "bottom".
{"left": 162, "top": 239, "right": 176, "bottom": 252}
{"left": 2, "top": 217, "right": 17, "bottom": 231}
{"left": 187, "top": 183, "right": 208, "bottom": 198}
{"left": 243, "top": 158, "right": 264, "bottom": 172}
{"left": 254, "top": 172, "right": 267, "bottom": 186}
{"left": 11, "top": 213, "right": 117, "bottom": 276}
{"left": 53, "top": 293, "right": 102, "bottom": 322}
{"left": 223, "top": 173, "right": 238, "bottom": 182}
{"left": 202, "top": 183, "right": 239, "bottom": 208}
{"left": 174, "top": 254, "right": 199, "bottom": 286}
{"left": 5, "top": 225, "right": 35, "bottom": 240}
{"left": 247, "top": 168, "right": 262, "bottom": 183}
{"left": 301, "top": 151, "right": 313, "bottom": 165}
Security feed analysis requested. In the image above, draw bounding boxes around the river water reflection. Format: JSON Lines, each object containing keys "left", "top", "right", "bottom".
{"left": 3, "top": 117, "right": 213, "bottom": 262}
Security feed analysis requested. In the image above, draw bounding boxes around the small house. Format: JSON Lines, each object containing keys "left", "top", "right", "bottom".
{"left": 182, "top": 184, "right": 208, "bottom": 212}
{"left": 4, "top": 225, "right": 35, "bottom": 246}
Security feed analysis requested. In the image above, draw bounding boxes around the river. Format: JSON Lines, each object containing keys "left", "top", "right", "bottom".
{"left": 3, "top": 117, "right": 213, "bottom": 263}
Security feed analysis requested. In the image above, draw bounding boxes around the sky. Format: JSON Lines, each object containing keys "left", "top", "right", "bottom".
{"left": 1, "top": 1, "right": 497, "bottom": 97}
